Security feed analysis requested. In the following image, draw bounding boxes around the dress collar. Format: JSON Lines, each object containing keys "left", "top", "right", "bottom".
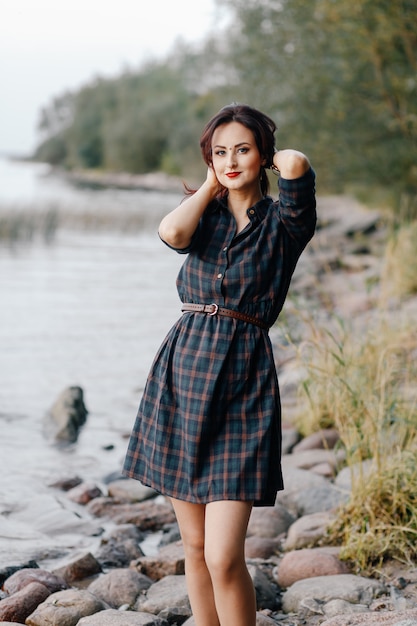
{"left": 210, "top": 195, "right": 272, "bottom": 222}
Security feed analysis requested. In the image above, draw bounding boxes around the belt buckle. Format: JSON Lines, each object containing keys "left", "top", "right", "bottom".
{"left": 208, "top": 303, "right": 219, "bottom": 316}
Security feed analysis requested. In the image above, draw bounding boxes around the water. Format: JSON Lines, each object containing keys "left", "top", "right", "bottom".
{"left": 0, "top": 157, "right": 184, "bottom": 564}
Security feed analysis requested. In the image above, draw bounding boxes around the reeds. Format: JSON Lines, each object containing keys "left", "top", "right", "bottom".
{"left": 329, "top": 450, "right": 417, "bottom": 571}
{"left": 382, "top": 221, "right": 417, "bottom": 298}
{"left": 0, "top": 206, "right": 59, "bottom": 243}
{"left": 0, "top": 202, "right": 164, "bottom": 244}
{"left": 294, "top": 314, "right": 417, "bottom": 571}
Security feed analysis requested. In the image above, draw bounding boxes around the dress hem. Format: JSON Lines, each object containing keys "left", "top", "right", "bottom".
{"left": 121, "top": 469, "right": 283, "bottom": 507}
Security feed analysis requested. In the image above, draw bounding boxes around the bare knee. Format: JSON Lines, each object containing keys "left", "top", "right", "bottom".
{"left": 169, "top": 499, "right": 206, "bottom": 567}
{"left": 204, "top": 545, "right": 244, "bottom": 581}
{"left": 182, "top": 533, "right": 206, "bottom": 565}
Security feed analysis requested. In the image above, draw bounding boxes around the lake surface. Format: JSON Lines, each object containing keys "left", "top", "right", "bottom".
{"left": 0, "top": 157, "right": 185, "bottom": 564}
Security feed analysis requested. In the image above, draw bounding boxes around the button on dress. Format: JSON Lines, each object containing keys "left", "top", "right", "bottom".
{"left": 123, "top": 169, "right": 316, "bottom": 506}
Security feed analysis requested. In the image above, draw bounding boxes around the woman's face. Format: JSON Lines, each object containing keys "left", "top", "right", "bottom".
{"left": 211, "top": 121, "right": 264, "bottom": 193}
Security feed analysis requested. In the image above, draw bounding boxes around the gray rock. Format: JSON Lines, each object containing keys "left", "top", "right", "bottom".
{"left": 132, "top": 541, "right": 185, "bottom": 581}
{"left": 282, "top": 573, "right": 385, "bottom": 613}
{"left": 87, "top": 498, "right": 176, "bottom": 531}
{"left": 247, "top": 504, "right": 295, "bottom": 538}
{"left": 323, "top": 598, "right": 369, "bottom": 617}
{"left": 102, "top": 524, "right": 145, "bottom": 546}
{"left": 3, "top": 568, "right": 68, "bottom": 594}
{"left": 135, "top": 575, "right": 190, "bottom": 615}
{"left": 292, "top": 429, "right": 340, "bottom": 452}
{"left": 276, "top": 467, "right": 330, "bottom": 515}
{"left": 25, "top": 588, "right": 108, "bottom": 626}
{"left": 284, "top": 511, "right": 337, "bottom": 551}
{"left": 77, "top": 609, "right": 169, "bottom": 625}
{"left": 315, "top": 199, "right": 381, "bottom": 240}
{"left": 44, "top": 385, "right": 88, "bottom": 443}
{"left": 255, "top": 614, "right": 283, "bottom": 625}
{"left": 66, "top": 482, "right": 103, "bottom": 504}
{"left": 335, "top": 459, "right": 374, "bottom": 491}
{"left": 245, "top": 535, "right": 281, "bottom": 559}
{"left": 321, "top": 608, "right": 417, "bottom": 625}
{"left": 0, "top": 581, "right": 50, "bottom": 623}
{"left": 310, "top": 461, "right": 336, "bottom": 478}
{"left": 276, "top": 548, "right": 349, "bottom": 588}
{"left": 52, "top": 552, "right": 102, "bottom": 584}
{"left": 281, "top": 426, "right": 300, "bottom": 454}
{"left": 88, "top": 569, "right": 152, "bottom": 608}
{"left": 95, "top": 524, "right": 145, "bottom": 568}
{"left": 157, "top": 606, "right": 191, "bottom": 624}
{"left": 49, "top": 475, "right": 83, "bottom": 491}
{"left": 282, "top": 448, "right": 346, "bottom": 471}
{"left": 107, "top": 479, "right": 157, "bottom": 503}
{"left": 248, "top": 564, "right": 278, "bottom": 610}
{"left": 294, "top": 483, "right": 350, "bottom": 516}
{"left": 159, "top": 522, "right": 181, "bottom": 547}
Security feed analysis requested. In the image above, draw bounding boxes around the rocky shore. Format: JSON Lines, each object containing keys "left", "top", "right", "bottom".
{"left": 1, "top": 195, "right": 417, "bottom": 626}
{"left": 59, "top": 168, "right": 186, "bottom": 193}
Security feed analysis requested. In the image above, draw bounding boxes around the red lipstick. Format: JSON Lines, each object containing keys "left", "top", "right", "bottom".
{"left": 226, "top": 172, "right": 240, "bottom": 178}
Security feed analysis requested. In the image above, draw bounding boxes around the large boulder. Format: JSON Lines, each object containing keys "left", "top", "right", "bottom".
{"left": 95, "top": 524, "right": 145, "bottom": 568}
{"left": 276, "top": 548, "right": 350, "bottom": 588}
{"left": 25, "top": 588, "right": 108, "bottom": 626}
{"left": 2, "top": 568, "right": 67, "bottom": 595}
{"left": 132, "top": 541, "right": 185, "bottom": 581}
{"left": 52, "top": 552, "right": 102, "bottom": 584}
{"left": 88, "top": 569, "right": 152, "bottom": 608}
{"left": 77, "top": 609, "right": 169, "bottom": 625}
{"left": 283, "top": 511, "right": 337, "bottom": 551}
{"left": 135, "top": 575, "right": 190, "bottom": 615}
{"left": 44, "top": 385, "right": 88, "bottom": 443}
{"left": 0, "top": 581, "right": 50, "bottom": 623}
{"left": 321, "top": 609, "right": 417, "bottom": 625}
{"left": 281, "top": 574, "right": 385, "bottom": 613}
{"left": 247, "top": 504, "right": 295, "bottom": 538}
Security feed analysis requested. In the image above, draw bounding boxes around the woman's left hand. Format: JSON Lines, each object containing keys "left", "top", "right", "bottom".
{"left": 272, "top": 149, "right": 310, "bottom": 179}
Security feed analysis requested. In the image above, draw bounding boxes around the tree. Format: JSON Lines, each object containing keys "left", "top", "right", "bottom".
{"left": 34, "top": 0, "right": 417, "bottom": 201}
{"left": 215, "top": 0, "right": 417, "bottom": 196}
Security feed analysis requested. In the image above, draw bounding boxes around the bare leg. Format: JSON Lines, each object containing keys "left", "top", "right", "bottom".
{"left": 170, "top": 498, "right": 220, "bottom": 626}
{"left": 204, "top": 500, "right": 256, "bottom": 626}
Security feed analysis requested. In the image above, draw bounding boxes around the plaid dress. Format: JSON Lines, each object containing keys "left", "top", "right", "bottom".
{"left": 123, "top": 168, "right": 316, "bottom": 506}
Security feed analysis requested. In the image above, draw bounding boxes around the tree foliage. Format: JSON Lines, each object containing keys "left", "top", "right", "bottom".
{"left": 214, "top": 0, "right": 417, "bottom": 195}
{"left": 36, "top": 61, "right": 218, "bottom": 176}
{"left": 35, "top": 0, "right": 417, "bottom": 200}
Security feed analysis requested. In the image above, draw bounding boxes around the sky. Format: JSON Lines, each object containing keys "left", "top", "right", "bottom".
{"left": 0, "top": 0, "right": 225, "bottom": 156}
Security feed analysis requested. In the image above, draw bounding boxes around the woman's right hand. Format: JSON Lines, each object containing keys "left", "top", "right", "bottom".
{"left": 159, "top": 166, "right": 223, "bottom": 249}
{"left": 205, "top": 165, "right": 224, "bottom": 197}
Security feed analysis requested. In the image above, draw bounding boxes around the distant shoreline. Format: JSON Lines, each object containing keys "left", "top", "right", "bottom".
{"left": 2, "top": 154, "right": 187, "bottom": 194}
{"left": 61, "top": 168, "right": 186, "bottom": 193}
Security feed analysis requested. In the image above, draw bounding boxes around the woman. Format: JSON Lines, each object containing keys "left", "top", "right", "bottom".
{"left": 123, "top": 103, "right": 316, "bottom": 626}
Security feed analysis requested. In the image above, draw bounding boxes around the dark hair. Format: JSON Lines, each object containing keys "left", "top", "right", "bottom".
{"left": 200, "top": 103, "right": 277, "bottom": 196}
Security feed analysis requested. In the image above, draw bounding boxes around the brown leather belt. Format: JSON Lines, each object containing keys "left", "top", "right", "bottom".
{"left": 181, "top": 303, "right": 269, "bottom": 330}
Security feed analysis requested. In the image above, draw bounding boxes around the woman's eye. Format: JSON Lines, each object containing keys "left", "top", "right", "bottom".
{"left": 238, "top": 147, "right": 249, "bottom": 154}
{"left": 215, "top": 150, "right": 226, "bottom": 156}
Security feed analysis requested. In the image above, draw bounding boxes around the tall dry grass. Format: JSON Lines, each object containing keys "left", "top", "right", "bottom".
{"left": 289, "top": 205, "right": 417, "bottom": 571}
{"left": 292, "top": 295, "right": 417, "bottom": 571}
{"left": 382, "top": 220, "right": 417, "bottom": 299}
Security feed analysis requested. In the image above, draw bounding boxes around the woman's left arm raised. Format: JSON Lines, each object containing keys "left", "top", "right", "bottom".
{"left": 273, "top": 149, "right": 310, "bottom": 180}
